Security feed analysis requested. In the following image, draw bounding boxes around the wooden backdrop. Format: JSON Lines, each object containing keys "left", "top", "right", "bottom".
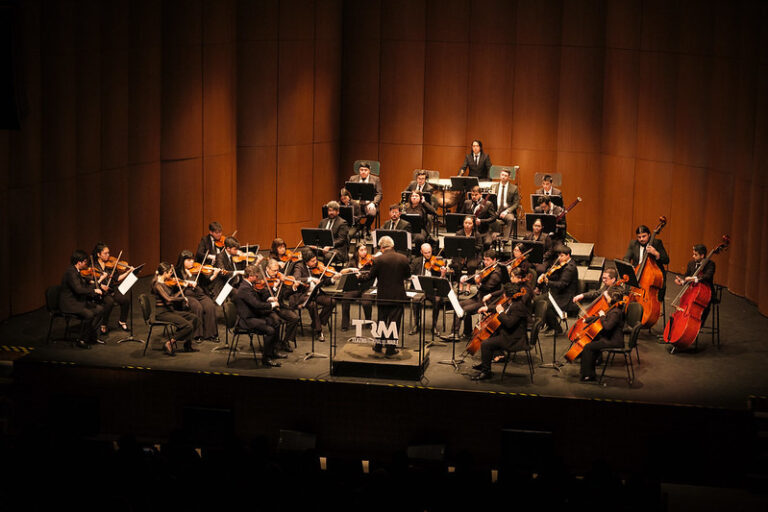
{"left": 1, "top": 0, "right": 767, "bottom": 319}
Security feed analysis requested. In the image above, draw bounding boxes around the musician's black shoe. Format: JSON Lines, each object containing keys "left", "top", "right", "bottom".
{"left": 385, "top": 345, "right": 399, "bottom": 356}
{"left": 280, "top": 342, "right": 294, "bottom": 353}
{"left": 472, "top": 363, "right": 484, "bottom": 370}
{"left": 262, "top": 359, "right": 281, "bottom": 368}
{"left": 75, "top": 339, "right": 91, "bottom": 350}
{"left": 271, "top": 352, "right": 287, "bottom": 359}
{"left": 373, "top": 343, "right": 383, "bottom": 353}
{"left": 471, "top": 371, "right": 492, "bottom": 381}
{"left": 183, "top": 341, "right": 199, "bottom": 353}
{"left": 408, "top": 325, "right": 420, "bottom": 336}
{"left": 580, "top": 375, "right": 597, "bottom": 382}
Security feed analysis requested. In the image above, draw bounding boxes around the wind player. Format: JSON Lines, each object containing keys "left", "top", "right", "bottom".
{"left": 470, "top": 268, "right": 533, "bottom": 381}
{"left": 318, "top": 201, "right": 350, "bottom": 263}
{"left": 410, "top": 243, "right": 448, "bottom": 337}
{"left": 523, "top": 217, "right": 556, "bottom": 275}
{"left": 60, "top": 250, "right": 105, "bottom": 349}
{"left": 452, "top": 249, "right": 504, "bottom": 340}
{"left": 403, "top": 191, "right": 436, "bottom": 250}
{"left": 450, "top": 216, "right": 484, "bottom": 294}
{"left": 535, "top": 174, "right": 562, "bottom": 196}
{"left": 406, "top": 170, "right": 437, "bottom": 208}
{"left": 534, "top": 196, "right": 566, "bottom": 239}
{"left": 624, "top": 225, "right": 669, "bottom": 302}
{"left": 491, "top": 168, "right": 520, "bottom": 239}
{"left": 460, "top": 186, "right": 497, "bottom": 249}
{"left": 536, "top": 245, "right": 578, "bottom": 336}
{"left": 347, "top": 162, "right": 382, "bottom": 230}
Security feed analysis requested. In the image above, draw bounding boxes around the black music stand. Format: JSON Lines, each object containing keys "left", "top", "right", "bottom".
{"left": 116, "top": 265, "right": 146, "bottom": 345}
{"left": 322, "top": 205, "right": 354, "bottom": 226}
{"left": 614, "top": 259, "right": 640, "bottom": 289}
{"left": 530, "top": 194, "right": 564, "bottom": 210}
{"left": 511, "top": 239, "right": 545, "bottom": 264}
{"left": 373, "top": 229, "right": 411, "bottom": 253}
{"left": 301, "top": 228, "right": 334, "bottom": 253}
{"left": 301, "top": 280, "right": 328, "bottom": 361}
{"left": 418, "top": 276, "right": 451, "bottom": 348}
{"left": 450, "top": 176, "right": 479, "bottom": 194}
{"left": 446, "top": 213, "right": 474, "bottom": 233}
{"left": 443, "top": 235, "right": 477, "bottom": 264}
{"left": 402, "top": 214, "right": 424, "bottom": 236}
{"left": 346, "top": 181, "right": 377, "bottom": 239}
{"left": 525, "top": 214, "right": 557, "bottom": 235}
{"left": 401, "top": 190, "right": 432, "bottom": 205}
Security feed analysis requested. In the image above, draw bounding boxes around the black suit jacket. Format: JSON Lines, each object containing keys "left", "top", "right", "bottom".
{"left": 381, "top": 218, "right": 412, "bottom": 232}
{"left": 461, "top": 199, "right": 497, "bottom": 234}
{"left": 523, "top": 232, "right": 555, "bottom": 266}
{"left": 460, "top": 152, "right": 491, "bottom": 179}
{"left": 406, "top": 180, "right": 435, "bottom": 194}
{"left": 535, "top": 187, "right": 562, "bottom": 196}
{"left": 318, "top": 216, "right": 350, "bottom": 262}
{"left": 196, "top": 235, "right": 222, "bottom": 263}
{"left": 368, "top": 250, "right": 411, "bottom": 301}
{"left": 59, "top": 266, "right": 97, "bottom": 313}
{"left": 495, "top": 284, "right": 533, "bottom": 347}
{"left": 453, "top": 228, "right": 484, "bottom": 259}
{"left": 684, "top": 259, "right": 715, "bottom": 292}
{"left": 212, "top": 251, "right": 243, "bottom": 297}
{"left": 348, "top": 174, "right": 383, "bottom": 206}
{"left": 491, "top": 182, "right": 520, "bottom": 216}
{"left": 547, "top": 259, "right": 579, "bottom": 310}
{"left": 589, "top": 307, "right": 625, "bottom": 347}
{"left": 623, "top": 239, "right": 670, "bottom": 270}
{"left": 233, "top": 280, "right": 273, "bottom": 327}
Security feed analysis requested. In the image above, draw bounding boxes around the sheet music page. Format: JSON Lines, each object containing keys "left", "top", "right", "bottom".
{"left": 548, "top": 292, "right": 565, "bottom": 319}
{"left": 117, "top": 272, "right": 138, "bottom": 295}
{"left": 215, "top": 282, "right": 233, "bottom": 306}
{"left": 448, "top": 288, "right": 464, "bottom": 318}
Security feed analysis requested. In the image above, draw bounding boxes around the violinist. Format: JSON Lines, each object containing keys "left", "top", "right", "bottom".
{"left": 450, "top": 216, "right": 484, "bottom": 293}
{"left": 269, "top": 238, "right": 290, "bottom": 270}
{"left": 536, "top": 245, "right": 578, "bottom": 336}
{"left": 491, "top": 168, "right": 520, "bottom": 239}
{"left": 233, "top": 265, "right": 281, "bottom": 367}
{"left": 460, "top": 186, "right": 497, "bottom": 249}
{"left": 403, "top": 191, "right": 436, "bottom": 250}
{"left": 211, "top": 236, "right": 253, "bottom": 298}
{"left": 535, "top": 174, "right": 562, "bottom": 196}
{"left": 92, "top": 242, "right": 133, "bottom": 334}
{"left": 459, "top": 139, "right": 491, "bottom": 179}
{"left": 523, "top": 217, "right": 555, "bottom": 274}
{"left": 196, "top": 221, "right": 224, "bottom": 264}
{"left": 409, "top": 243, "right": 447, "bottom": 336}
{"left": 318, "top": 201, "right": 350, "bottom": 263}
{"left": 452, "top": 250, "right": 504, "bottom": 340}
{"left": 339, "top": 244, "right": 374, "bottom": 331}
{"left": 348, "top": 162, "right": 382, "bottom": 229}
{"left": 572, "top": 268, "right": 623, "bottom": 305}
{"left": 470, "top": 268, "right": 533, "bottom": 381}
{"left": 288, "top": 249, "right": 334, "bottom": 341}
{"left": 508, "top": 243, "right": 532, "bottom": 281}
{"left": 175, "top": 250, "right": 221, "bottom": 342}
{"left": 624, "top": 224, "right": 669, "bottom": 301}
{"left": 675, "top": 244, "right": 716, "bottom": 325}
{"left": 151, "top": 262, "right": 199, "bottom": 356}
{"left": 579, "top": 286, "right": 626, "bottom": 382}
{"left": 264, "top": 258, "right": 300, "bottom": 352}
{"left": 60, "top": 250, "right": 105, "bottom": 349}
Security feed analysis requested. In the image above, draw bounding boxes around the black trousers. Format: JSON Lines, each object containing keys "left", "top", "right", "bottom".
{"left": 412, "top": 296, "right": 442, "bottom": 329}
{"left": 377, "top": 303, "right": 404, "bottom": 344}
{"left": 156, "top": 308, "right": 198, "bottom": 342}
{"left": 239, "top": 316, "right": 277, "bottom": 359}
{"left": 62, "top": 302, "right": 104, "bottom": 342}
{"left": 101, "top": 290, "right": 129, "bottom": 326}
{"left": 580, "top": 337, "right": 623, "bottom": 378}
{"left": 273, "top": 305, "right": 299, "bottom": 343}
{"left": 341, "top": 290, "right": 373, "bottom": 329}
{"left": 187, "top": 294, "right": 219, "bottom": 339}
{"left": 453, "top": 297, "right": 485, "bottom": 336}
{"left": 479, "top": 334, "right": 525, "bottom": 371}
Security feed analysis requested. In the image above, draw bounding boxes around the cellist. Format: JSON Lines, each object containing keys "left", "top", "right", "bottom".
{"left": 674, "top": 244, "right": 716, "bottom": 325}
{"left": 470, "top": 268, "right": 532, "bottom": 381}
{"left": 579, "top": 287, "right": 626, "bottom": 382}
{"left": 624, "top": 224, "right": 669, "bottom": 301}
{"left": 452, "top": 249, "right": 504, "bottom": 340}
{"left": 572, "top": 268, "right": 624, "bottom": 305}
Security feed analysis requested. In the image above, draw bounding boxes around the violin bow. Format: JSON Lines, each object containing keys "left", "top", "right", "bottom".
{"left": 194, "top": 250, "right": 209, "bottom": 286}
{"left": 105, "top": 250, "right": 122, "bottom": 289}
{"left": 170, "top": 266, "right": 189, "bottom": 306}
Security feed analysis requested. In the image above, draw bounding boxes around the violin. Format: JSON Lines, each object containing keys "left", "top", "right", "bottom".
{"left": 279, "top": 249, "right": 302, "bottom": 263}
{"left": 466, "top": 287, "right": 527, "bottom": 355}
{"left": 463, "top": 263, "right": 497, "bottom": 283}
{"left": 188, "top": 262, "right": 220, "bottom": 276}
{"left": 214, "top": 229, "right": 238, "bottom": 248}
{"left": 537, "top": 260, "right": 566, "bottom": 284}
{"left": 164, "top": 277, "right": 194, "bottom": 288}
{"left": 104, "top": 256, "right": 134, "bottom": 273}
{"left": 79, "top": 266, "right": 107, "bottom": 278}
{"left": 311, "top": 262, "right": 339, "bottom": 278}
{"left": 506, "top": 248, "right": 533, "bottom": 271}
{"left": 232, "top": 251, "right": 259, "bottom": 264}
{"left": 358, "top": 253, "right": 373, "bottom": 268}
{"left": 424, "top": 255, "right": 447, "bottom": 271}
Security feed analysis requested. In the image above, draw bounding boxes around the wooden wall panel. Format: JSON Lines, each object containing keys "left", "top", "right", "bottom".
{"left": 75, "top": 3, "right": 101, "bottom": 176}
{"left": 602, "top": 48, "right": 639, "bottom": 157}
{"left": 511, "top": 45, "right": 560, "bottom": 152}
{"left": 467, "top": 42, "right": 515, "bottom": 150}
{"left": 236, "top": 147, "right": 277, "bottom": 245}
{"left": 276, "top": 145, "right": 313, "bottom": 225}
{"left": 279, "top": 0, "right": 314, "bottom": 40}
{"left": 313, "top": 142, "right": 341, "bottom": 219}
{"left": 422, "top": 145, "right": 466, "bottom": 178}
{"left": 556, "top": 47, "right": 603, "bottom": 154}
{"left": 379, "top": 143, "right": 424, "bottom": 208}
{"left": 667, "top": 164, "right": 708, "bottom": 274}
{"left": 423, "top": 42, "right": 468, "bottom": 147}
{"left": 237, "top": 0, "right": 279, "bottom": 41}
{"left": 236, "top": 41, "right": 278, "bottom": 147}
{"left": 426, "top": 0, "right": 468, "bottom": 42}
{"left": 203, "top": 153, "right": 235, "bottom": 233}
{"left": 631, "top": 160, "right": 674, "bottom": 238}
{"left": 101, "top": 2, "right": 130, "bottom": 172}
{"left": 41, "top": 179, "right": 78, "bottom": 290}
{"left": 379, "top": 40, "right": 425, "bottom": 145}
{"left": 314, "top": 39, "right": 342, "bottom": 143}
{"left": 340, "top": 38, "right": 380, "bottom": 145}
{"left": 516, "top": 0, "right": 561, "bottom": 46}
{"left": 203, "top": 44, "right": 235, "bottom": 156}
{"left": 278, "top": 41, "right": 314, "bottom": 145}
{"left": 674, "top": 55, "right": 710, "bottom": 169}
{"left": 76, "top": 172, "right": 102, "bottom": 249}
{"left": 598, "top": 155, "right": 636, "bottom": 258}
{"left": 100, "top": 168, "right": 130, "bottom": 251}
{"left": 161, "top": 45, "right": 203, "bottom": 160}
{"left": 561, "top": 0, "right": 604, "bottom": 47}
{"left": 381, "top": 0, "right": 425, "bottom": 41}
{"left": 605, "top": 0, "right": 641, "bottom": 50}
{"left": 555, "top": 152, "right": 600, "bottom": 243}
{"left": 635, "top": 52, "right": 677, "bottom": 163}
{"left": 128, "top": 162, "right": 161, "bottom": 273}
{"left": 9, "top": 186, "right": 43, "bottom": 315}
{"left": 161, "top": 159, "right": 203, "bottom": 260}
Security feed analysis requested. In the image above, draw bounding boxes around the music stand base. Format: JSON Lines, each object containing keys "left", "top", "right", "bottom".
{"left": 116, "top": 336, "right": 144, "bottom": 344}
{"left": 304, "top": 352, "right": 329, "bottom": 361}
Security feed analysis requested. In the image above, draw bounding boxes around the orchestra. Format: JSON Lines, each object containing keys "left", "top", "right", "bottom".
{"left": 56, "top": 152, "right": 727, "bottom": 387}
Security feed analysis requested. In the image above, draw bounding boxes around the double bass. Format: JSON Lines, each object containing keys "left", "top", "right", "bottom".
{"left": 663, "top": 235, "right": 730, "bottom": 350}
{"left": 630, "top": 216, "right": 667, "bottom": 328}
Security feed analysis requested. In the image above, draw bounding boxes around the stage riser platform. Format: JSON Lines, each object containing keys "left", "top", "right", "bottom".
{"left": 10, "top": 359, "right": 752, "bottom": 488}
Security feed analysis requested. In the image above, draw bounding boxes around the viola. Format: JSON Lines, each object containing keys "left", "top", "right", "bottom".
{"left": 629, "top": 216, "right": 667, "bottom": 327}
{"left": 466, "top": 288, "right": 527, "bottom": 355}
{"left": 79, "top": 266, "right": 107, "bottom": 279}
{"left": 564, "top": 296, "right": 629, "bottom": 362}
{"left": 164, "top": 277, "right": 194, "bottom": 288}
{"left": 663, "top": 235, "right": 730, "bottom": 349}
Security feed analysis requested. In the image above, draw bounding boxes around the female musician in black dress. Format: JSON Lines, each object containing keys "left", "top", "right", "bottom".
{"left": 92, "top": 242, "right": 133, "bottom": 334}
{"left": 403, "top": 190, "right": 436, "bottom": 249}
{"left": 175, "top": 250, "right": 220, "bottom": 342}
{"left": 151, "top": 262, "right": 200, "bottom": 356}
{"left": 338, "top": 243, "right": 374, "bottom": 331}
{"left": 450, "top": 216, "right": 484, "bottom": 294}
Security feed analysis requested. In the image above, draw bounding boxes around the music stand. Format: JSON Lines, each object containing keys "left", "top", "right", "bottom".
{"left": 418, "top": 276, "right": 451, "bottom": 348}
{"left": 346, "top": 181, "right": 377, "bottom": 238}
{"left": 322, "top": 205, "right": 354, "bottom": 226}
{"left": 525, "top": 214, "right": 557, "bottom": 235}
{"left": 450, "top": 176, "right": 479, "bottom": 194}
{"left": 511, "top": 239, "right": 545, "bottom": 264}
{"left": 614, "top": 259, "right": 640, "bottom": 289}
{"left": 446, "top": 213, "right": 473, "bottom": 233}
{"left": 301, "top": 228, "right": 334, "bottom": 253}
{"left": 116, "top": 265, "right": 146, "bottom": 345}
{"left": 530, "top": 194, "right": 564, "bottom": 210}
{"left": 301, "top": 281, "right": 328, "bottom": 361}
{"left": 444, "top": 235, "right": 477, "bottom": 264}
{"left": 373, "top": 229, "right": 411, "bottom": 253}
{"left": 401, "top": 190, "right": 432, "bottom": 206}
{"left": 402, "top": 214, "right": 423, "bottom": 235}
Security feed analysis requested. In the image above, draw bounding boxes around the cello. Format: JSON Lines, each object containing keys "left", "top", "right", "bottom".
{"left": 567, "top": 274, "right": 631, "bottom": 344}
{"left": 466, "top": 288, "right": 527, "bottom": 355}
{"left": 662, "top": 235, "right": 730, "bottom": 350}
{"left": 630, "top": 216, "right": 667, "bottom": 328}
{"left": 565, "top": 295, "right": 629, "bottom": 362}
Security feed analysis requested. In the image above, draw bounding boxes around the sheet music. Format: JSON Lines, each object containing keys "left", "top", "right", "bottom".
{"left": 215, "top": 282, "right": 234, "bottom": 306}
{"left": 448, "top": 289, "right": 464, "bottom": 318}
{"left": 117, "top": 272, "right": 138, "bottom": 295}
{"left": 548, "top": 292, "right": 566, "bottom": 320}
{"left": 410, "top": 275, "right": 422, "bottom": 291}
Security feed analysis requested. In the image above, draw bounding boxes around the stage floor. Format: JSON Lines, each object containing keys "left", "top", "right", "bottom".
{"left": 2, "top": 276, "right": 768, "bottom": 411}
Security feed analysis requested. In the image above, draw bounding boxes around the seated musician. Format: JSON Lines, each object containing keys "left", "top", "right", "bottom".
{"left": 533, "top": 196, "right": 565, "bottom": 239}
{"left": 176, "top": 250, "right": 220, "bottom": 342}
{"left": 289, "top": 248, "right": 334, "bottom": 341}
{"left": 211, "top": 236, "right": 255, "bottom": 298}
{"left": 381, "top": 203, "right": 412, "bottom": 233}
{"left": 452, "top": 249, "right": 504, "bottom": 340}
{"left": 523, "top": 217, "right": 555, "bottom": 274}
{"left": 450, "top": 216, "right": 484, "bottom": 294}
{"left": 675, "top": 244, "right": 716, "bottom": 325}
{"left": 460, "top": 186, "right": 497, "bottom": 249}
{"left": 572, "top": 267, "right": 623, "bottom": 305}
{"left": 404, "top": 191, "right": 436, "bottom": 250}
{"left": 269, "top": 238, "right": 288, "bottom": 270}
{"left": 406, "top": 170, "right": 437, "bottom": 208}
{"left": 264, "top": 258, "right": 300, "bottom": 352}
{"left": 233, "top": 264, "right": 282, "bottom": 367}
{"left": 579, "top": 286, "right": 626, "bottom": 382}
{"left": 348, "top": 161, "right": 382, "bottom": 230}
{"left": 624, "top": 224, "right": 669, "bottom": 301}
{"left": 339, "top": 244, "right": 374, "bottom": 331}
{"left": 196, "top": 221, "right": 224, "bottom": 264}
{"left": 60, "top": 249, "right": 105, "bottom": 349}
{"left": 536, "top": 245, "right": 578, "bottom": 335}
{"left": 92, "top": 242, "right": 134, "bottom": 334}
{"left": 470, "top": 268, "right": 533, "bottom": 381}
{"left": 491, "top": 168, "right": 520, "bottom": 239}
{"left": 410, "top": 242, "right": 448, "bottom": 336}
{"left": 535, "top": 174, "right": 562, "bottom": 196}
{"left": 318, "top": 201, "right": 350, "bottom": 263}
{"left": 151, "top": 262, "right": 200, "bottom": 356}
{"left": 509, "top": 242, "right": 533, "bottom": 285}
{"left": 339, "top": 187, "right": 362, "bottom": 240}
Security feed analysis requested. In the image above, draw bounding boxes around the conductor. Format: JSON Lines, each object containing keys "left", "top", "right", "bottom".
{"left": 367, "top": 236, "right": 411, "bottom": 355}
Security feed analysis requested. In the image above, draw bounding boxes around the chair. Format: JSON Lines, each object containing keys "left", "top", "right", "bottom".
{"left": 489, "top": 165, "right": 519, "bottom": 181}
{"left": 45, "top": 285, "right": 84, "bottom": 344}
{"left": 353, "top": 159, "right": 381, "bottom": 176}
{"left": 139, "top": 294, "right": 176, "bottom": 356}
{"left": 698, "top": 284, "right": 723, "bottom": 348}
{"left": 598, "top": 302, "right": 644, "bottom": 387}
{"left": 222, "top": 300, "right": 262, "bottom": 366}
{"left": 531, "top": 298, "right": 548, "bottom": 360}
{"left": 501, "top": 316, "right": 541, "bottom": 383}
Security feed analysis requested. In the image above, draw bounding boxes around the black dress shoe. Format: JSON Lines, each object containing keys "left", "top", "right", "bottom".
{"left": 262, "top": 359, "right": 281, "bottom": 368}
{"left": 385, "top": 346, "right": 399, "bottom": 356}
{"left": 271, "top": 353, "right": 288, "bottom": 359}
{"left": 183, "top": 341, "right": 199, "bottom": 353}
{"left": 471, "top": 371, "right": 493, "bottom": 381}
{"left": 280, "top": 343, "right": 294, "bottom": 353}
{"left": 472, "top": 363, "right": 484, "bottom": 370}
{"left": 75, "top": 340, "right": 91, "bottom": 350}
{"left": 580, "top": 375, "right": 596, "bottom": 382}
{"left": 373, "top": 343, "right": 383, "bottom": 353}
